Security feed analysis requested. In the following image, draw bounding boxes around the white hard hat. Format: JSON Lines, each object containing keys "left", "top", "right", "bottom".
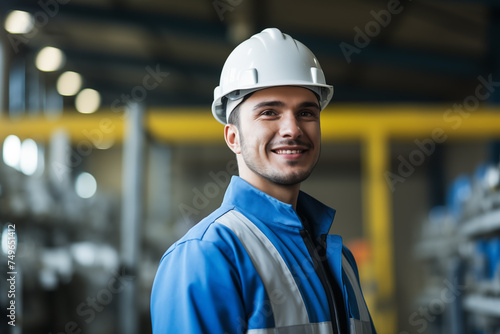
{"left": 212, "top": 27, "right": 334, "bottom": 124}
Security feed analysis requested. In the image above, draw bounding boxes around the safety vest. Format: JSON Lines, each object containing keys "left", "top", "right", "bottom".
{"left": 217, "top": 210, "right": 374, "bottom": 334}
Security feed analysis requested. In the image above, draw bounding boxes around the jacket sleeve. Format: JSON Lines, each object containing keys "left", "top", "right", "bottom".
{"left": 151, "top": 239, "right": 247, "bottom": 334}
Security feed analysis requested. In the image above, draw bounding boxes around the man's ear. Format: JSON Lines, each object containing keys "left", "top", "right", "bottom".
{"left": 224, "top": 124, "right": 241, "bottom": 154}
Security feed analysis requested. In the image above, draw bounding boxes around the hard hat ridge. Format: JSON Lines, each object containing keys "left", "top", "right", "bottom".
{"left": 212, "top": 27, "right": 334, "bottom": 124}
{"left": 252, "top": 27, "right": 287, "bottom": 47}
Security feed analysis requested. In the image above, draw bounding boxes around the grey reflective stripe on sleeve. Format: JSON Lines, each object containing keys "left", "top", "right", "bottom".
{"left": 350, "top": 319, "right": 374, "bottom": 334}
{"left": 247, "top": 321, "right": 333, "bottom": 334}
{"left": 342, "top": 255, "right": 373, "bottom": 333}
{"left": 216, "top": 210, "right": 310, "bottom": 327}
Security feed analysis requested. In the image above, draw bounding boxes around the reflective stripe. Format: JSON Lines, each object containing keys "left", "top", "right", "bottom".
{"left": 343, "top": 256, "right": 373, "bottom": 333}
{"left": 342, "top": 256, "right": 370, "bottom": 323}
{"left": 248, "top": 321, "right": 333, "bottom": 334}
{"left": 216, "top": 210, "right": 310, "bottom": 327}
{"left": 350, "top": 319, "right": 373, "bottom": 334}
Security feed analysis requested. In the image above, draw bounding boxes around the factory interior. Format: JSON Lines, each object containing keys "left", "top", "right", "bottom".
{"left": 1, "top": 0, "right": 500, "bottom": 333}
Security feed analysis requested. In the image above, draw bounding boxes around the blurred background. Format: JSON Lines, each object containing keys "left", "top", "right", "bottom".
{"left": 0, "top": 0, "right": 500, "bottom": 333}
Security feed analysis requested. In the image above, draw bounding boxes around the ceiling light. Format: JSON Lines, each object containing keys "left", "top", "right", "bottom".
{"left": 57, "top": 71, "right": 83, "bottom": 96}
{"left": 2, "top": 135, "right": 21, "bottom": 169}
{"left": 20, "top": 139, "right": 38, "bottom": 176}
{"left": 485, "top": 166, "right": 500, "bottom": 189}
{"left": 35, "top": 47, "right": 65, "bottom": 72}
{"left": 1, "top": 224, "right": 17, "bottom": 255}
{"left": 95, "top": 137, "right": 114, "bottom": 150}
{"left": 75, "top": 88, "right": 101, "bottom": 114}
{"left": 4, "top": 10, "right": 34, "bottom": 34}
{"left": 75, "top": 172, "right": 97, "bottom": 199}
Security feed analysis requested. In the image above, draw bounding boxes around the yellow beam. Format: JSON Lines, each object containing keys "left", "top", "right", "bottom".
{"left": 1, "top": 105, "right": 500, "bottom": 143}
{"left": 146, "top": 109, "right": 224, "bottom": 144}
{"left": 321, "top": 105, "right": 500, "bottom": 140}
{"left": 0, "top": 112, "right": 125, "bottom": 143}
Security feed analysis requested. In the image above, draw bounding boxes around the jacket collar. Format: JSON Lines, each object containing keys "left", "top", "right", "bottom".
{"left": 222, "top": 176, "right": 336, "bottom": 238}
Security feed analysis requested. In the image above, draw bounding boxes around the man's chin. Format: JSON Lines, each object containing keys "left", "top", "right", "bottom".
{"left": 267, "top": 170, "right": 312, "bottom": 186}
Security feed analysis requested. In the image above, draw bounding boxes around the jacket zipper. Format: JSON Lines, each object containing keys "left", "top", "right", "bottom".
{"left": 300, "top": 227, "right": 349, "bottom": 334}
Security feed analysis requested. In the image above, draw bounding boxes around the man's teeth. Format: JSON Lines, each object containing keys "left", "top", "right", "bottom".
{"left": 275, "top": 150, "right": 303, "bottom": 154}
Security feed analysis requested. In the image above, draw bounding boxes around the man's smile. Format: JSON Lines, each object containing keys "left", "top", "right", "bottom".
{"left": 270, "top": 141, "right": 312, "bottom": 159}
{"left": 273, "top": 149, "right": 305, "bottom": 154}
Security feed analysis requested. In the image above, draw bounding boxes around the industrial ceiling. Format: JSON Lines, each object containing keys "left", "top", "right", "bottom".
{"left": 0, "top": 0, "right": 498, "bottom": 111}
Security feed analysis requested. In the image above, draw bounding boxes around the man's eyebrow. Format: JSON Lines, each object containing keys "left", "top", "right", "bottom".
{"left": 252, "top": 101, "right": 286, "bottom": 111}
{"left": 298, "top": 101, "right": 320, "bottom": 110}
{"left": 252, "top": 100, "right": 320, "bottom": 111}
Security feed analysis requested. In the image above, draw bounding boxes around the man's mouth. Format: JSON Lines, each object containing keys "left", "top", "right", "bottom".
{"left": 273, "top": 149, "right": 305, "bottom": 154}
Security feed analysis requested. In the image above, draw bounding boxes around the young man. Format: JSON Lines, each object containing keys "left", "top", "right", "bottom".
{"left": 151, "top": 28, "right": 376, "bottom": 334}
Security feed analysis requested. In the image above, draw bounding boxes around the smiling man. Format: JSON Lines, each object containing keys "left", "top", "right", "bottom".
{"left": 225, "top": 86, "right": 321, "bottom": 206}
{"left": 151, "top": 28, "right": 376, "bottom": 334}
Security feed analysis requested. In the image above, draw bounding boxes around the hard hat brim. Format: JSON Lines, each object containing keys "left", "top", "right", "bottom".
{"left": 212, "top": 83, "right": 333, "bottom": 125}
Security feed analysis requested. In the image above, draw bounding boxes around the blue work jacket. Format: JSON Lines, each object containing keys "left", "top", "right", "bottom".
{"left": 151, "top": 176, "right": 376, "bottom": 333}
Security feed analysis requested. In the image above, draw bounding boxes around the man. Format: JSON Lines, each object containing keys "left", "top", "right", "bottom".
{"left": 151, "top": 28, "right": 376, "bottom": 334}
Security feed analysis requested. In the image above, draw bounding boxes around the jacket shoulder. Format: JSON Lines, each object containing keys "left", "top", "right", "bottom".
{"left": 161, "top": 205, "right": 236, "bottom": 259}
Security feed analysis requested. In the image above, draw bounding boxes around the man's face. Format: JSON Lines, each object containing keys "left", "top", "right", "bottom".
{"left": 227, "top": 86, "right": 321, "bottom": 187}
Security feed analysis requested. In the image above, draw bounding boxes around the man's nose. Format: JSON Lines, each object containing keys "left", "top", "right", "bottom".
{"left": 278, "top": 113, "right": 302, "bottom": 138}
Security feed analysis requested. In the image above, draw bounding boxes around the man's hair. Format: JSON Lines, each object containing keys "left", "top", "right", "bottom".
{"left": 227, "top": 93, "right": 254, "bottom": 128}
{"left": 227, "top": 103, "right": 241, "bottom": 127}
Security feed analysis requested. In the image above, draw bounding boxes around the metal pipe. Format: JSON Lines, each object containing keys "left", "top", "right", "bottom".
{"left": 119, "top": 102, "right": 145, "bottom": 334}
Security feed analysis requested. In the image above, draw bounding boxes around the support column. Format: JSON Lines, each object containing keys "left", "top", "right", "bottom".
{"left": 488, "top": 7, "right": 500, "bottom": 163}
{"left": 362, "top": 131, "right": 396, "bottom": 334}
{"left": 0, "top": 34, "right": 5, "bottom": 114}
{"left": 119, "top": 102, "right": 146, "bottom": 334}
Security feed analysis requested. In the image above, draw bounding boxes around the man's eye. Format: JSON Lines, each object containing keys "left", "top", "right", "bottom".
{"left": 260, "top": 110, "right": 276, "bottom": 116}
{"left": 299, "top": 110, "right": 316, "bottom": 117}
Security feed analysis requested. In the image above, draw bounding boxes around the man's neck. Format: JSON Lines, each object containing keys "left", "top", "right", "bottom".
{"left": 240, "top": 174, "right": 301, "bottom": 210}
